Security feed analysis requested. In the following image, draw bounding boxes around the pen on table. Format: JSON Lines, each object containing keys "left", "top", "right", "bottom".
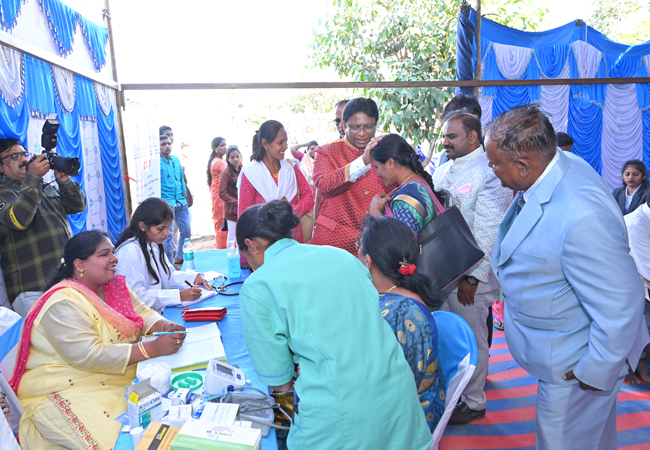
{"left": 152, "top": 331, "right": 188, "bottom": 336}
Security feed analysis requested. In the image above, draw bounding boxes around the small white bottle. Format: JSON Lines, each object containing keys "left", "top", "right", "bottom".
{"left": 182, "top": 238, "right": 195, "bottom": 271}
{"left": 227, "top": 245, "right": 241, "bottom": 279}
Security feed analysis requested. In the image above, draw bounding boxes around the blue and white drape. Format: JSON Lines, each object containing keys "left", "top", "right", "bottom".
{"left": 0, "top": 47, "right": 126, "bottom": 241}
{"left": 456, "top": 8, "right": 650, "bottom": 190}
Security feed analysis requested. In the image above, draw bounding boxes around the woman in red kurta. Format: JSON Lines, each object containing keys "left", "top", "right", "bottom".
{"left": 238, "top": 120, "right": 314, "bottom": 267}
{"left": 207, "top": 137, "right": 228, "bottom": 249}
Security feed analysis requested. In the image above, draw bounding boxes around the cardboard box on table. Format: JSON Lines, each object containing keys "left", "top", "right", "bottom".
{"left": 171, "top": 418, "right": 261, "bottom": 450}
{"left": 135, "top": 422, "right": 180, "bottom": 450}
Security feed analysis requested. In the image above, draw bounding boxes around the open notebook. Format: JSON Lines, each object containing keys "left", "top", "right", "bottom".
{"left": 138, "top": 323, "right": 226, "bottom": 371}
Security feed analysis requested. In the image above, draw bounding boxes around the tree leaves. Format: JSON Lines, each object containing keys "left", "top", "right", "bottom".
{"left": 310, "top": 0, "right": 547, "bottom": 146}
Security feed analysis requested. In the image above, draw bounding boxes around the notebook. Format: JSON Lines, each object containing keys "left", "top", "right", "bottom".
{"left": 138, "top": 323, "right": 226, "bottom": 371}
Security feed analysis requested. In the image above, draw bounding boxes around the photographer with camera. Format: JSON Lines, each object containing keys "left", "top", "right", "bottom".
{"left": 0, "top": 137, "right": 86, "bottom": 316}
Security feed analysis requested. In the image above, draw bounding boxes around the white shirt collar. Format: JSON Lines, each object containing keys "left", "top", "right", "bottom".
{"left": 523, "top": 149, "right": 561, "bottom": 202}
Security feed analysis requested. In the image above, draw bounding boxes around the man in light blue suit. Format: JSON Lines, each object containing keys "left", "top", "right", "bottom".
{"left": 485, "top": 105, "right": 650, "bottom": 450}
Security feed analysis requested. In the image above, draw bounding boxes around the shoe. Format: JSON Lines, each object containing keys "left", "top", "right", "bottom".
{"left": 493, "top": 318, "right": 504, "bottom": 331}
{"left": 448, "top": 402, "right": 486, "bottom": 425}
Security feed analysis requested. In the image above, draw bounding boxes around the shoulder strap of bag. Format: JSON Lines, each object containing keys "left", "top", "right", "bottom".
{"left": 412, "top": 178, "right": 446, "bottom": 215}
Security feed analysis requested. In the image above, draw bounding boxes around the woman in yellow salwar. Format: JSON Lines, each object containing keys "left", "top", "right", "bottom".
{"left": 9, "top": 230, "right": 187, "bottom": 449}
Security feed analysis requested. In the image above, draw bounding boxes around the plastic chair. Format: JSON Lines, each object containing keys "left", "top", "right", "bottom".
{"left": 0, "top": 307, "right": 24, "bottom": 438}
{"left": 0, "top": 307, "right": 23, "bottom": 382}
{"left": 429, "top": 310, "right": 478, "bottom": 450}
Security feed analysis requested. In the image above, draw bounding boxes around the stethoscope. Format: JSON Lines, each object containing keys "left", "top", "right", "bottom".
{"left": 209, "top": 275, "right": 244, "bottom": 296}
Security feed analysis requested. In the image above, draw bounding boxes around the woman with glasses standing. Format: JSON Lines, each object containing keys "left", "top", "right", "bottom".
{"left": 310, "top": 97, "right": 388, "bottom": 254}
{"left": 0, "top": 138, "right": 86, "bottom": 315}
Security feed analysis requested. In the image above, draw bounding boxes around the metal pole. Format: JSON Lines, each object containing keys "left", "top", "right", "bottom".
{"left": 474, "top": 0, "right": 482, "bottom": 97}
{"left": 103, "top": 0, "right": 133, "bottom": 218}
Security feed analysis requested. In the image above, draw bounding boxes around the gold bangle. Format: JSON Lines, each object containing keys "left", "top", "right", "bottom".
{"left": 163, "top": 320, "right": 173, "bottom": 332}
{"left": 138, "top": 341, "right": 151, "bottom": 359}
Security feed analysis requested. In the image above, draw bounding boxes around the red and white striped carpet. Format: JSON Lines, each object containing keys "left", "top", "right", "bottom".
{"left": 439, "top": 330, "right": 650, "bottom": 450}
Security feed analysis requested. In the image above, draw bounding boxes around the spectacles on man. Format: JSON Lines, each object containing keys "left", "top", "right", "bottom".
{"left": 333, "top": 118, "right": 342, "bottom": 126}
{"left": 346, "top": 123, "right": 377, "bottom": 132}
{"left": 0, "top": 151, "right": 32, "bottom": 162}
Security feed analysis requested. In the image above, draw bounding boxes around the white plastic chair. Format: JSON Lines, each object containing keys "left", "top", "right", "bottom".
{"left": 0, "top": 306, "right": 24, "bottom": 447}
{"left": 429, "top": 310, "right": 478, "bottom": 450}
{"left": 0, "top": 307, "right": 22, "bottom": 381}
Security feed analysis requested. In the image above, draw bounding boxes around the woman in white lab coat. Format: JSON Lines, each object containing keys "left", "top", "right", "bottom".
{"left": 115, "top": 197, "right": 210, "bottom": 312}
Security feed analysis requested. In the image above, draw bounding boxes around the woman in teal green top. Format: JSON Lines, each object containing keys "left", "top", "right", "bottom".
{"left": 237, "top": 200, "right": 432, "bottom": 450}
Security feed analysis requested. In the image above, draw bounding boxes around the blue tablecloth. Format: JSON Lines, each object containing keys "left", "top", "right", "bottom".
{"left": 115, "top": 249, "right": 278, "bottom": 450}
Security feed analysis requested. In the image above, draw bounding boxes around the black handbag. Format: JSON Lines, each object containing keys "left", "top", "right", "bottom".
{"left": 415, "top": 182, "right": 485, "bottom": 292}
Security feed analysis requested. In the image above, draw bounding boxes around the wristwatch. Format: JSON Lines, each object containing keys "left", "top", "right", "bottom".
{"left": 465, "top": 275, "right": 479, "bottom": 286}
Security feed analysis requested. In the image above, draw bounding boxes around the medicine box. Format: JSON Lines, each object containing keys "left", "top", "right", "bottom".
{"left": 171, "top": 418, "right": 261, "bottom": 450}
{"left": 135, "top": 422, "right": 180, "bottom": 450}
{"left": 127, "top": 378, "right": 163, "bottom": 429}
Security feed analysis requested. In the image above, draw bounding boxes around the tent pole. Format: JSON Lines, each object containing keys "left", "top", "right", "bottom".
{"left": 103, "top": 0, "right": 133, "bottom": 218}
{"left": 474, "top": 0, "right": 482, "bottom": 97}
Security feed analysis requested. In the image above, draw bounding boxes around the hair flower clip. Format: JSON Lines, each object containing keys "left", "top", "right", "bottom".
{"left": 398, "top": 259, "right": 416, "bottom": 275}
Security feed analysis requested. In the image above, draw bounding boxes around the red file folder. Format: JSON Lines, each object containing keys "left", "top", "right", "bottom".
{"left": 180, "top": 307, "right": 227, "bottom": 322}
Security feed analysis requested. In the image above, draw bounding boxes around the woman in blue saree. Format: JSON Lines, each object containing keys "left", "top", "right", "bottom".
{"left": 357, "top": 215, "right": 446, "bottom": 432}
{"left": 369, "top": 134, "right": 448, "bottom": 234}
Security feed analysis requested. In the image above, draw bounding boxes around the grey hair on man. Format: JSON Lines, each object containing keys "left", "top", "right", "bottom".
{"left": 485, "top": 104, "right": 557, "bottom": 163}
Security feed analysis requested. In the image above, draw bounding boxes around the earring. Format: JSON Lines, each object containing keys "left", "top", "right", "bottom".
{"left": 80, "top": 271, "right": 84, "bottom": 278}
{"left": 253, "top": 248, "right": 258, "bottom": 254}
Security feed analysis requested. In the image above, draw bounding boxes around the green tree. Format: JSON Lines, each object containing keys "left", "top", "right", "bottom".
{"left": 310, "top": 0, "right": 548, "bottom": 151}
{"left": 588, "top": 0, "right": 650, "bottom": 45}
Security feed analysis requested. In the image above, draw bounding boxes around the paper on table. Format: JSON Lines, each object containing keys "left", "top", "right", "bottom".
{"left": 174, "top": 288, "right": 217, "bottom": 308}
{"left": 139, "top": 323, "right": 225, "bottom": 370}
{"left": 200, "top": 403, "right": 239, "bottom": 425}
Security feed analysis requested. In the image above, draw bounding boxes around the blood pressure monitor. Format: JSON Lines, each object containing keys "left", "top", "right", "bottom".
{"left": 205, "top": 360, "right": 246, "bottom": 395}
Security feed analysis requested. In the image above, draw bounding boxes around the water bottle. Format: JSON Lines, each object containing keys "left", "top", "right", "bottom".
{"left": 182, "top": 238, "right": 195, "bottom": 271}
{"left": 227, "top": 245, "right": 241, "bottom": 279}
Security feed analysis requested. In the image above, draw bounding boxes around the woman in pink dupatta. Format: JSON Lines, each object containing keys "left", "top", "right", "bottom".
{"left": 11, "top": 230, "right": 186, "bottom": 450}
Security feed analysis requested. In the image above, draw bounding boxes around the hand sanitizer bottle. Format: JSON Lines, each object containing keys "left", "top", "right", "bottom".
{"left": 227, "top": 245, "right": 241, "bottom": 279}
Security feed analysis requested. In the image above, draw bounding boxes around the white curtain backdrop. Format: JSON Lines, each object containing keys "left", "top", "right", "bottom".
{"left": 94, "top": 81, "right": 112, "bottom": 116}
{"left": 572, "top": 41, "right": 603, "bottom": 79}
{"left": 493, "top": 43, "right": 533, "bottom": 79}
{"left": 51, "top": 66, "right": 75, "bottom": 113}
{"left": 478, "top": 89, "right": 494, "bottom": 127}
{"left": 0, "top": 45, "right": 23, "bottom": 106}
{"left": 80, "top": 119, "right": 108, "bottom": 231}
{"left": 539, "top": 62, "right": 570, "bottom": 133}
{"left": 601, "top": 83, "right": 643, "bottom": 189}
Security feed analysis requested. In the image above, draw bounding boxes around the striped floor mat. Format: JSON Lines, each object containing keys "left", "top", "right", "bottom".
{"left": 439, "top": 330, "right": 650, "bottom": 450}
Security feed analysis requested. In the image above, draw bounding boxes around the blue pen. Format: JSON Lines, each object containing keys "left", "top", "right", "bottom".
{"left": 152, "top": 331, "right": 188, "bottom": 336}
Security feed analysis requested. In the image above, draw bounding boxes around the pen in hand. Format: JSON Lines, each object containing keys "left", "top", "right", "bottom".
{"left": 152, "top": 331, "right": 188, "bottom": 336}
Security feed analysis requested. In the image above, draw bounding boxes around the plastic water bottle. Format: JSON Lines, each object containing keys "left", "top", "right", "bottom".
{"left": 182, "top": 238, "right": 195, "bottom": 271}
{"left": 227, "top": 245, "right": 241, "bottom": 279}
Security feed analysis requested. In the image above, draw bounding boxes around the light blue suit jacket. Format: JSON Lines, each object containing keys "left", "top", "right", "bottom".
{"left": 492, "top": 151, "right": 650, "bottom": 390}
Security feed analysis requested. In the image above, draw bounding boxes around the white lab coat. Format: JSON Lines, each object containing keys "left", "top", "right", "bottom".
{"left": 115, "top": 237, "right": 198, "bottom": 312}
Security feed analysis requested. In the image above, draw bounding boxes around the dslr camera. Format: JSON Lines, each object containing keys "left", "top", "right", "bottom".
{"left": 40, "top": 114, "right": 81, "bottom": 177}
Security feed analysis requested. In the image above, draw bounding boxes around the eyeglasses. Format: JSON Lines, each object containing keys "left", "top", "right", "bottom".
{"left": 346, "top": 123, "right": 377, "bottom": 132}
{"left": 355, "top": 239, "right": 366, "bottom": 253}
{"left": 333, "top": 119, "right": 342, "bottom": 126}
{"left": 0, "top": 151, "right": 32, "bottom": 162}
